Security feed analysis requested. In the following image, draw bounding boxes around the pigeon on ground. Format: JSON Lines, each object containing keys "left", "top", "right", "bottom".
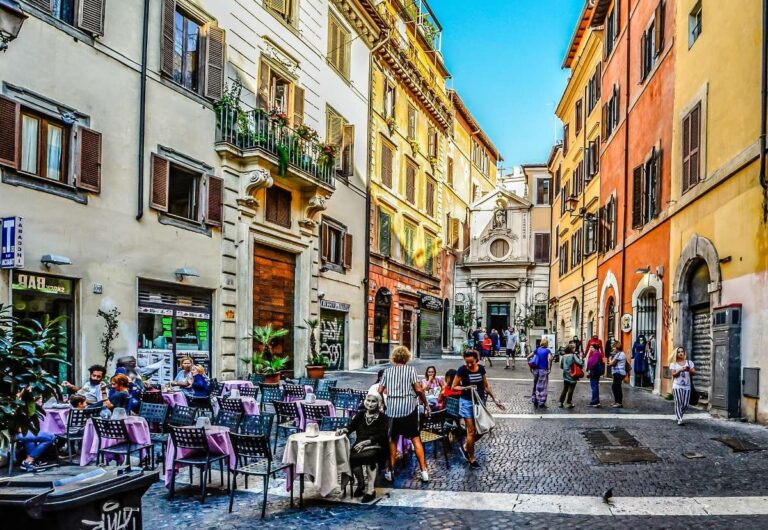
{"left": 602, "top": 488, "right": 613, "bottom": 504}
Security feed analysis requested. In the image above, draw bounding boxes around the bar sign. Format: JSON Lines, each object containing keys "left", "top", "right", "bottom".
{"left": 1, "top": 217, "right": 24, "bottom": 269}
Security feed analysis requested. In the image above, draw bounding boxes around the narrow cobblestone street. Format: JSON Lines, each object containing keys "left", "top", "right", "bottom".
{"left": 143, "top": 361, "right": 768, "bottom": 529}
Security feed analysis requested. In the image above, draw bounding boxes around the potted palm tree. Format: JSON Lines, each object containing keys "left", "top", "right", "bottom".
{"left": 249, "top": 324, "right": 289, "bottom": 384}
{"left": 300, "top": 319, "right": 329, "bottom": 379}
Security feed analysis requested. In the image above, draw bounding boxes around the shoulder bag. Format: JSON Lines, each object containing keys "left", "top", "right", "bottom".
{"left": 471, "top": 387, "right": 495, "bottom": 435}
{"left": 569, "top": 358, "right": 585, "bottom": 380}
{"left": 527, "top": 352, "right": 539, "bottom": 370}
{"left": 623, "top": 355, "right": 632, "bottom": 384}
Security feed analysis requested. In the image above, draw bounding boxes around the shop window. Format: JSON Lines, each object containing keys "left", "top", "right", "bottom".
{"left": 265, "top": 185, "right": 292, "bottom": 228}
{"left": 150, "top": 153, "right": 222, "bottom": 227}
{"left": 321, "top": 218, "right": 352, "bottom": 272}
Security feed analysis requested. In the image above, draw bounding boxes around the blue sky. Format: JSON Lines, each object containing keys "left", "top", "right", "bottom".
{"left": 435, "top": 0, "right": 583, "bottom": 167}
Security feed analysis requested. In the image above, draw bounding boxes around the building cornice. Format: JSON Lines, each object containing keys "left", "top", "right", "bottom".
{"left": 331, "top": 0, "right": 383, "bottom": 48}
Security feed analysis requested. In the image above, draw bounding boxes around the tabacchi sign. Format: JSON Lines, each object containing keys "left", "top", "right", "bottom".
{"left": 1, "top": 216, "right": 23, "bottom": 269}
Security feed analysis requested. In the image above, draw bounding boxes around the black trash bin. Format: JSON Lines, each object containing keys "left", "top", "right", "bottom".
{"left": 0, "top": 466, "right": 159, "bottom": 529}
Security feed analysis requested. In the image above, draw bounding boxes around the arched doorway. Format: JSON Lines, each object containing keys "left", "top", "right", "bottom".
{"left": 570, "top": 299, "right": 580, "bottom": 341}
{"left": 373, "top": 288, "right": 391, "bottom": 361}
{"left": 442, "top": 299, "right": 451, "bottom": 350}
{"left": 688, "top": 260, "right": 712, "bottom": 401}
{"left": 606, "top": 297, "right": 616, "bottom": 345}
{"left": 635, "top": 288, "right": 657, "bottom": 389}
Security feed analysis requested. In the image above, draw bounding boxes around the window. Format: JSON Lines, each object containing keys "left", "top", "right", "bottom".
{"left": 378, "top": 208, "right": 392, "bottom": 257}
{"left": 405, "top": 162, "right": 416, "bottom": 205}
{"left": 560, "top": 180, "right": 570, "bottom": 216}
{"left": 266, "top": 0, "right": 294, "bottom": 25}
{"left": 326, "top": 106, "right": 354, "bottom": 177}
{"left": 559, "top": 241, "right": 569, "bottom": 276}
{"left": 640, "top": 3, "right": 664, "bottom": 81}
{"left": 383, "top": 78, "right": 396, "bottom": 120}
{"left": 605, "top": 0, "right": 620, "bottom": 57}
{"left": 632, "top": 148, "right": 663, "bottom": 229}
{"left": 534, "top": 233, "right": 550, "bottom": 263}
{"left": 587, "top": 63, "right": 602, "bottom": 115}
{"left": 585, "top": 137, "right": 600, "bottom": 182}
{"left": 570, "top": 229, "right": 582, "bottom": 268}
{"left": 30, "top": 0, "right": 105, "bottom": 35}
{"left": 554, "top": 166, "right": 561, "bottom": 196}
{"left": 428, "top": 126, "right": 438, "bottom": 158}
{"left": 425, "top": 178, "right": 436, "bottom": 217}
{"left": 471, "top": 139, "right": 488, "bottom": 174}
{"left": 52, "top": 0, "right": 76, "bottom": 24}
{"left": 447, "top": 217, "right": 460, "bottom": 249}
{"left": 603, "top": 85, "right": 620, "bottom": 139}
{"left": 403, "top": 223, "right": 416, "bottom": 267}
{"left": 328, "top": 13, "right": 351, "bottom": 79}
{"left": 490, "top": 238, "right": 510, "bottom": 259}
{"left": 599, "top": 196, "right": 617, "bottom": 253}
{"left": 573, "top": 159, "right": 584, "bottom": 197}
{"left": 447, "top": 157, "right": 454, "bottom": 187}
{"left": 563, "top": 123, "right": 570, "bottom": 153}
{"left": 173, "top": 9, "right": 201, "bottom": 92}
{"left": 554, "top": 225, "right": 559, "bottom": 260}
{"left": 585, "top": 216, "right": 597, "bottom": 255}
{"left": 689, "top": 1, "right": 702, "bottom": 48}
{"left": 0, "top": 96, "right": 103, "bottom": 193}
{"left": 424, "top": 233, "right": 435, "bottom": 274}
{"left": 533, "top": 305, "right": 547, "bottom": 327}
{"left": 265, "top": 185, "right": 292, "bottom": 228}
{"left": 682, "top": 102, "right": 701, "bottom": 193}
{"left": 321, "top": 218, "right": 352, "bottom": 271}
{"left": 575, "top": 100, "right": 583, "bottom": 134}
{"left": 407, "top": 104, "right": 417, "bottom": 140}
{"left": 380, "top": 141, "right": 394, "bottom": 188}
{"left": 536, "top": 178, "right": 551, "bottom": 205}
{"left": 150, "top": 153, "right": 222, "bottom": 226}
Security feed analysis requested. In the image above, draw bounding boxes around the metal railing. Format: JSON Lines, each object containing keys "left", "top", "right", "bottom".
{"left": 216, "top": 107, "right": 335, "bottom": 188}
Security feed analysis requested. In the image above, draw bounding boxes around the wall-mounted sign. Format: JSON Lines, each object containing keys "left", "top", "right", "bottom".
{"left": 621, "top": 313, "right": 633, "bottom": 333}
{"left": 13, "top": 273, "right": 72, "bottom": 296}
{"left": 320, "top": 299, "right": 350, "bottom": 312}
{"left": 419, "top": 293, "right": 443, "bottom": 312}
{"left": 1, "top": 216, "right": 24, "bottom": 269}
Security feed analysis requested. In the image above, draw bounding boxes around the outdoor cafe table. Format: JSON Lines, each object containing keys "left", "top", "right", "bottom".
{"left": 282, "top": 431, "right": 351, "bottom": 500}
{"left": 162, "top": 392, "right": 188, "bottom": 408}
{"left": 211, "top": 397, "right": 260, "bottom": 417}
{"left": 163, "top": 425, "right": 236, "bottom": 486}
{"left": 296, "top": 400, "right": 335, "bottom": 431}
{"left": 40, "top": 406, "right": 69, "bottom": 436}
{"left": 79, "top": 416, "right": 152, "bottom": 466}
{"left": 220, "top": 380, "right": 253, "bottom": 395}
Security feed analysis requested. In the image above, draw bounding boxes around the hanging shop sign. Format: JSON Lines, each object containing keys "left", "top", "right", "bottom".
{"left": 419, "top": 293, "right": 443, "bottom": 312}
{"left": 1, "top": 216, "right": 24, "bottom": 269}
{"left": 319, "top": 299, "right": 350, "bottom": 312}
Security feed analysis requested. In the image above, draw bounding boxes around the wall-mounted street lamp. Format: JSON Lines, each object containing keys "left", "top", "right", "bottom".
{"left": 0, "top": 0, "right": 27, "bottom": 52}
{"left": 174, "top": 267, "right": 199, "bottom": 282}
{"left": 41, "top": 254, "right": 72, "bottom": 268}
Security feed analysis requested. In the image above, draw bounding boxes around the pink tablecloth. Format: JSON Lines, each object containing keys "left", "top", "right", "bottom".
{"left": 164, "top": 426, "right": 236, "bottom": 486}
{"left": 40, "top": 407, "right": 69, "bottom": 435}
{"left": 162, "top": 392, "right": 188, "bottom": 408}
{"left": 296, "top": 400, "right": 335, "bottom": 431}
{"left": 221, "top": 381, "right": 253, "bottom": 396}
{"left": 79, "top": 416, "right": 151, "bottom": 466}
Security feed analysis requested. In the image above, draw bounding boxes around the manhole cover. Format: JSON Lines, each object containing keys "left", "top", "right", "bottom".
{"left": 713, "top": 436, "right": 765, "bottom": 452}
{"left": 582, "top": 428, "right": 641, "bottom": 448}
{"left": 593, "top": 447, "right": 661, "bottom": 464}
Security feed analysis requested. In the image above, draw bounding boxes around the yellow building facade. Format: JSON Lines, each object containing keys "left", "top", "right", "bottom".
{"left": 667, "top": 0, "right": 768, "bottom": 420}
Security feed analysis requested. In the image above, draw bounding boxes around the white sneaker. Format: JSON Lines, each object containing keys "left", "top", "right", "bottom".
{"left": 677, "top": 419, "right": 683, "bottom": 425}
{"left": 384, "top": 469, "right": 393, "bottom": 481}
{"left": 420, "top": 470, "right": 429, "bottom": 482}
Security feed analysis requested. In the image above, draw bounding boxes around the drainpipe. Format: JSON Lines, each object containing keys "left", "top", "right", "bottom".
{"left": 619, "top": 3, "right": 631, "bottom": 344}
{"left": 760, "top": 0, "right": 768, "bottom": 221}
{"left": 579, "top": 83, "right": 588, "bottom": 345}
{"left": 136, "top": 0, "right": 150, "bottom": 220}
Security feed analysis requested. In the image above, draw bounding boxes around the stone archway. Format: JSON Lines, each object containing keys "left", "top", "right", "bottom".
{"left": 598, "top": 271, "right": 620, "bottom": 343}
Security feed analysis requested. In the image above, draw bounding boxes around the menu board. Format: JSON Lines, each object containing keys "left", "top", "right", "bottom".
{"left": 419, "top": 310, "right": 442, "bottom": 356}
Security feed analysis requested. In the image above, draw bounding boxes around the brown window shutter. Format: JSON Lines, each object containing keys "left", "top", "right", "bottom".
{"left": 640, "top": 31, "right": 647, "bottom": 79}
{"left": 632, "top": 166, "right": 643, "bottom": 229}
{"left": 160, "top": 0, "right": 176, "bottom": 77}
{"left": 150, "top": 153, "right": 170, "bottom": 212}
{"left": 205, "top": 174, "right": 223, "bottom": 226}
{"left": 0, "top": 95, "right": 19, "bottom": 169}
{"left": 652, "top": 149, "right": 662, "bottom": 217}
{"left": 601, "top": 103, "right": 607, "bottom": 138}
{"left": 203, "top": 26, "right": 226, "bottom": 100}
{"left": 27, "top": 0, "right": 51, "bottom": 13}
{"left": 381, "top": 143, "right": 393, "bottom": 187}
{"left": 278, "top": 188, "right": 292, "bottom": 228}
{"left": 257, "top": 60, "right": 272, "bottom": 111}
{"left": 77, "top": 0, "right": 106, "bottom": 36}
{"left": 406, "top": 164, "right": 416, "bottom": 204}
{"left": 689, "top": 103, "right": 701, "bottom": 186}
{"left": 655, "top": 1, "right": 665, "bottom": 55}
{"left": 77, "top": 126, "right": 102, "bottom": 193}
{"left": 293, "top": 86, "right": 305, "bottom": 127}
{"left": 462, "top": 220, "right": 470, "bottom": 251}
{"left": 320, "top": 222, "right": 330, "bottom": 262}
{"left": 343, "top": 233, "right": 353, "bottom": 269}
{"left": 342, "top": 124, "right": 354, "bottom": 177}
{"left": 682, "top": 112, "right": 691, "bottom": 190}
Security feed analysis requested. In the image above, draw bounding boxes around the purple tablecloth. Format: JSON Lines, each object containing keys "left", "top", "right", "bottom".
{"left": 162, "top": 392, "right": 188, "bottom": 408}
{"left": 221, "top": 381, "right": 253, "bottom": 396}
{"left": 79, "top": 416, "right": 151, "bottom": 466}
{"left": 40, "top": 407, "right": 69, "bottom": 436}
{"left": 296, "top": 400, "right": 334, "bottom": 431}
{"left": 164, "top": 426, "right": 236, "bottom": 486}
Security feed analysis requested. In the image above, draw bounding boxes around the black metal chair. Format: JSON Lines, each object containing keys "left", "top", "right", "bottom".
{"left": 239, "top": 386, "right": 259, "bottom": 399}
{"left": 168, "top": 405, "right": 198, "bottom": 427}
{"left": 168, "top": 426, "right": 228, "bottom": 502}
{"left": 248, "top": 373, "right": 266, "bottom": 386}
{"left": 315, "top": 389, "right": 332, "bottom": 402}
{"left": 138, "top": 402, "right": 169, "bottom": 470}
{"left": 210, "top": 379, "right": 223, "bottom": 397}
{"left": 240, "top": 413, "right": 274, "bottom": 437}
{"left": 419, "top": 409, "right": 451, "bottom": 469}
{"left": 220, "top": 398, "right": 245, "bottom": 416}
{"left": 444, "top": 397, "right": 461, "bottom": 419}
{"left": 317, "top": 379, "right": 337, "bottom": 392}
{"left": 334, "top": 393, "right": 363, "bottom": 417}
{"left": 213, "top": 410, "right": 242, "bottom": 432}
{"left": 319, "top": 416, "right": 350, "bottom": 431}
{"left": 187, "top": 396, "right": 214, "bottom": 417}
{"left": 272, "top": 401, "right": 300, "bottom": 453}
{"left": 300, "top": 403, "right": 332, "bottom": 427}
{"left": 328, "top": 386, "right": 349, "bottom": 403}
{"left": 259, "top": 386, "right": 285, "bottom": 413}
{"left": 228, "top": 433, "right": 294, "bottom": 518}
{"left": 92, "top": 418, "right": 154, "bottom": 470}
{"left": 283, "top": 384, "right": 306, "bottom": 401}
{"left": 141, "top": 391, "right": 165, "bottom": 404}
{"left": 297, "top": 377, "right": 318, "bottom": 391}
{"left": 56, "top": 407, "right": 99, "bottom": 464}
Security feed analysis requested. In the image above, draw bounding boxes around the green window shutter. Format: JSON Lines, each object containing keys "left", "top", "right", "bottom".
{"left": 379, "top": 209, "right": 391, "bottom": 257}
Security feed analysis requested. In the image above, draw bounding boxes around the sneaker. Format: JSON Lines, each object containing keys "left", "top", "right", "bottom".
{"left": 20, "top": 461, "right": 37, "bottom": 473}
{"left": 383, "top": 469, "right": 393, "bottom": 482}
{"left": 567, "top": 404, "right": 575, "bottom": 409}
{"left": 458, "top": 444, "right": 470, "bottom": 462}
{"left": 611, "top": 403, "right": 623, "bottom": 408}
{"left": 420, "top": 470, "right": 430, "bottom": 482}
{"left": 677, "top": 419, "right": 684, "bottom": 426}
{"left": 558, "top": 402, "right": 564, "bottom": 408}
{"left": 504, "top": 365, "right": 510, "bottom": 370}
{"left": 361, "top": 493, "right": 376, "bottom": 503}
{"left": 469, "top": 460, "right": 481, "bottom": 469}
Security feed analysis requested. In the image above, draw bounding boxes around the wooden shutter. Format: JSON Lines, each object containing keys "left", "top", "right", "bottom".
{"left": 278, "top": 188, "right": 291, "bottom": 228}
{"left": 205, "top": 174, "right": 223, "bottom": 226}
{"left": 632, "top": 166, "right": 643, "bottom": 229}
{"left": 77, "top": 0, "right": 106, "bottom": 36}
{"left": 150, "top": 154, "right": 170, "bottom": 211}
{"left": 450, "top": 218, "right": 460, "bottom": 248}
{"left": 203, "top": 26, "right": 226, "bottom": 100}
{"left": 343, "top": 233, "right": 353, "bottom": 269}
{"left": 342, "top": 124, "right": 354, "bottom": 177}
{"left": 653, "top": 149, "right": 662, "bottom": 217}
{"left": 160, "top": 0, "right": 176, "bottom": 77}
{"left": 0, "top": 95, "right": 19, "bottom": 169}
{"left": 379, "top": 209, "right": 391, "bottom": 257}
{"left": 381, "top": 143, "right": 393, "bottom": 187}
{"left": 267, "top": 0, "right": 289, "bottom": 17}
{"left": 320, "top": 222, "right": 330, "bottom": 262}
{"left": 328, "top": 16, "right": 340, "bottom": 71}
{"left": 655, "top": 1, "right": 665, "bottom": 55}
{"left": 595, "top": 62, "right": 602, "bottom": 100}
{"left": 640, "top": 31, "right": 647, "bottom": 79}
{"left": 428, "top": 127, "right": 436, "bottom": 157}
{"left": 689, "top": 103, "right": 701, "bottom": 188}
{"left": 77, "top": 126, "right": 102, "bottom": 193}
{"left": 26, "top": 0, "right": 51, "bottom": 13}
{"left": 405, "top": 164, "right": 416, "bottom": 203}
{"left": 682, "top": 111, "right": 691, "bottom": 190}
{"left": 462, "top": 220, "right": 470, "bottom": 251}
{"left": 601, "top": 103, "right": 607, "bottom": 138}
{"left": 292, "top": 86, "right": 305, "bottom": 127}
{"left": 257, "top": 60, "right": 271, "bottom": 111}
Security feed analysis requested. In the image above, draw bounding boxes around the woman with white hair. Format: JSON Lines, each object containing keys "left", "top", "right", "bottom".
{"left": 338, "top": 392, "right": 389, "bottom": 503}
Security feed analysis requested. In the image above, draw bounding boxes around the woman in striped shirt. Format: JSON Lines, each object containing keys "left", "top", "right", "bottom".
{"left": 378, "top": 346, "right": 432, "bottom": 482}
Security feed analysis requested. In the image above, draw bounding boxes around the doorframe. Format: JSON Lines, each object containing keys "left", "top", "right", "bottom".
{"left": 631, "top": 274, "right": 663, "bottom": 393}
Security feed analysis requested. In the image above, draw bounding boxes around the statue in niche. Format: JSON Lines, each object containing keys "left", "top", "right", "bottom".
{"left": 493, "top": 207, "right": 507, "bottom": 229}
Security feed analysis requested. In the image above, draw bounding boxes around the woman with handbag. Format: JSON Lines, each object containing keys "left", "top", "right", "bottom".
{"left": 607, "top": 341, "right": 627, "bottom": 408}
{"left": 451, "top": 349, "right": 506, "bottom": 469}
{"left": 558, "top": 345, "right": 584, "bottom": 408}
{"left": 529, "top": 338, "right": 553, "bottom": 407}
{"left": 670, "top": 346, "right": 697, "bottom": 425}
{"left": 586, "top": 343, "right": 605, "bottom": 407}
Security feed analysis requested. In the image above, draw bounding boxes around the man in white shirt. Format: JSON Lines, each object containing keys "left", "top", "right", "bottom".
{"left": 62, "top": 364, "right": 107, "bottom": 403}
{"left": 505, "top": 327, "right": 519, "bottom": 369}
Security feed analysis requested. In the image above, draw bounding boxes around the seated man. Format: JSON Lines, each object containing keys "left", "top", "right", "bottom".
{"left": 337, "top": 393, "right": 389, "bottom": 503}
{"left": 62, "top": 364, "right": 107, "bottom": 404}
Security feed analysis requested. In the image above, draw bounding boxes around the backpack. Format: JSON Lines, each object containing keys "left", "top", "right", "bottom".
{"left": 569, "top": 357, "right": 585, "bottom": 380}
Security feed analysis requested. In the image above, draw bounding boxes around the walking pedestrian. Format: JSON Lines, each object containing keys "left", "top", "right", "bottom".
{"left": 528, "top": 338, "right": 553, "bottom": 407}
{"left": 586, "top": 343, "right": 605, "bottom": 407}
{"left": 505, "top": 326, "right": 518, "bottom": 369}
{"left": 558, "top": 344, "right": 584, "bottom": 408}
{"left": 608, "top": 341, "right": 627, "bottom": 408}
{"left": 378, "top": 346, "right": 431, "bottom": 482}
{"left": 481, "top": 333, "right": 493, "bottom": 367}
{"left": 451, "top": 349, "right": 506, "bottom": 468}
{"left": 670, "top": 346, "right": 697, "bottom": 425}
{"left": 490, "top": 329, "right": 501, "bottom": 358}
{"left": 586, "top": 334, "right": 603, "bottom": 355}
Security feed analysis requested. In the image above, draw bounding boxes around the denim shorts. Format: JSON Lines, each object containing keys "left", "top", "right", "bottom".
{"left": 459, "top": 398, "right": 474, "bottom": 419}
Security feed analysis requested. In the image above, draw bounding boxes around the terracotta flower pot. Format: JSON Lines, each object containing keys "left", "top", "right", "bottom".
{"left": 305, "top": 365, "right": 326, "bottom": 380}
{"left": 263, "top": 372, "right": 281, "bottom": 385}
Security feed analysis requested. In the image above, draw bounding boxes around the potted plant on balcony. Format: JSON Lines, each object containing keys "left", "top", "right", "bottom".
{"left": 299, "top": 319, "right": 329, "bottom": 379}
{"left": 318, "top": 142, "right": 338, "bottom": 169}
{"left": 268, "top": 108, "right": 289, "bottom": 128}
{"left": 215, "top": 80, "right": 247, "bottom": 143}
{"left": 295, "top": 124, "right": 319, "bottom": 143}
{"left": 249, "top": 324, "right": 290, "bottom": 384}
{"left": 386, "top": 116, "right": 398, "bottom": 135}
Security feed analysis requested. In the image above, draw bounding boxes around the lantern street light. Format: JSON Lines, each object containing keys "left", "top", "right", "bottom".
{"left": 0, "top": 0, "right": 26, "bottom": 52}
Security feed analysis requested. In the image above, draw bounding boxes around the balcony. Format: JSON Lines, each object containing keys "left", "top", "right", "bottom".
{"left": 215, "top": 108, "right": 335, "bottom": 191}
{"left": 400, "top": 0, "right": 442, "bottom": 52}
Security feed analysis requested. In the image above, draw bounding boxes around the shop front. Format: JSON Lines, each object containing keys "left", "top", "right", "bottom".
{"left": 319, "top": 299, "right": 348, "bottom": 371}
{"left": 418, "top": 293, "right": 443, "bottom": 358}
{"left": 11, "top": 272, "right": 75, "bottom": 383}
{"left": 137, "top": 281, "right": 212, "bottom": 386}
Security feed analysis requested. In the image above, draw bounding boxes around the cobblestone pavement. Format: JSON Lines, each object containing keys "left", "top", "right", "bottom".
{"left": 141, "top": 360, "right": 768, "bottom": 529}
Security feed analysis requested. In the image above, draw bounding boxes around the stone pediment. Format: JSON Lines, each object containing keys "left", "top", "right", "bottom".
{"left": 479, "top": 280, "right": 520, "bottom": 292}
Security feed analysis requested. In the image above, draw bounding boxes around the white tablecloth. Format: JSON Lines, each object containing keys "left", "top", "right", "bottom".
{"left": 282, "top": 431, "right": 351, "bottom": 497}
